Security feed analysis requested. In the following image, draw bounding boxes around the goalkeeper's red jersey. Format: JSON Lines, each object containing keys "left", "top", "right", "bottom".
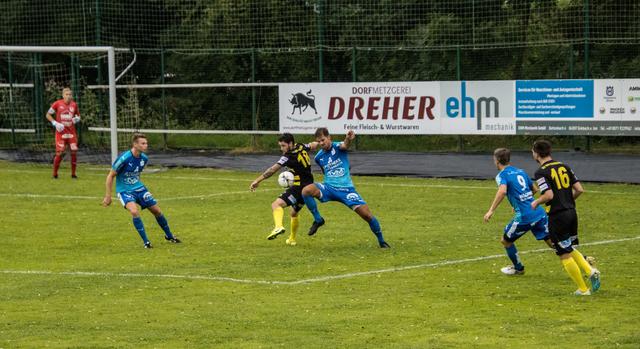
{"left": 49, "top": 99, "right": 80, "bottom": 134}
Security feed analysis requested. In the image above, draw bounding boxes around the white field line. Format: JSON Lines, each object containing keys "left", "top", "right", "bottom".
{"left": 162, "top": 188, "right": 280, "bottom": 201}
{"left": 1, "top": 235, "right": 638, "bottom": 286}
{"left": 0, "top": 192, "right": 102, "bottom": 200}
{"left": 0, "top": 168, "right": 636, "bottom": 195}
{"left": 0, "top": 188, "right": 279, "bottom": 201}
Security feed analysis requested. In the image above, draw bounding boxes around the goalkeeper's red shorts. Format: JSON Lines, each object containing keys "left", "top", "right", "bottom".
{"left": 55, "top": 132, "right": 78, "bottom": 152}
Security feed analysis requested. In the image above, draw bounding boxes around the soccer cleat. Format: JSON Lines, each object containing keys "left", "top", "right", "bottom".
{"left": 589, "top": 268, "right": 601, "bottom": 292}
{"left": 574, "top": 289, "right": 591, "bottom": 296}
{"left": 267, "top": 227, "right": 286, "bottom": 240}
{"left": 379, "top": 241, "right": 391, "bottom": 248}
{"left": 285, "top": 238, "right": 297, "bottom": 246}
{"left": 71, "top": 175, "right": 78, "bottom": 179}
{"left": 500, "top": 265, "right": 525, "bottom": 275}
{"left": 307, "top": 219, "right": 325, "bottom": 236}
{"left": 164, "top": 236, "right": 181, "bottom": 243}
{"left": 52, "top": 175, "right": 58, "bottom": 179}
{"left": 143, "top": 242, "right": 153, "bottom": 249}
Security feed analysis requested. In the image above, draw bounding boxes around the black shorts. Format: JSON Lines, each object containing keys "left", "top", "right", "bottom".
{"left": 548, "top": 209, "right": 578, "bottom": 255}
{"left": 278, "top": 185, "right": 305, "bottom": 212}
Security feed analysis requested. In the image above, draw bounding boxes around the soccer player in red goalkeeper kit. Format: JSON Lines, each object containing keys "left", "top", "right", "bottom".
{"left": 45, "top": 87, "right": 81, "bottom": 179}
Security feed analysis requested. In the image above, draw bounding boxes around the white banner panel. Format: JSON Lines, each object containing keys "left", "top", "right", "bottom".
{"left": 440, "top": 81, "right": 515, "bottom": 135}
{"left": 593, "top": 79, "right": 640, "bottom": 121}
{"left": 279, "top": 80, "right": 640, "bottom": 135}
{"left": 279, "top": 82, "right": 440, "bottom": 134}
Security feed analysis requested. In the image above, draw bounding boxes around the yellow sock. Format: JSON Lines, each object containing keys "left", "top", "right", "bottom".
{"left": 290, "top": 216, "right": 299, "bottom": 240}
{"left": 570, "top": 249, "right": 593, "bottom": 276}
{"left": 562, "top": 258, "right": 588, "bottom": 292}
{"left": 273, "top": 207, "right": 284, "bottom": 229}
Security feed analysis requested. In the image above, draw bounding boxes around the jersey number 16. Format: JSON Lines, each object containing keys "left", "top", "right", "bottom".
{"left": 550, "top": 167, "right": 570, "bottom": 189}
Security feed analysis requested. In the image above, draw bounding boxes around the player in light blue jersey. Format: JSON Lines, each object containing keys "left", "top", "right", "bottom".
{"left": 483, "top": 148, "right": 550, "bottom": 275}
{"left": 102, "top": 133, "right": 181, "bottom": 248}
{"left": 301, "top": 128, "right": 390, "bottom": 248}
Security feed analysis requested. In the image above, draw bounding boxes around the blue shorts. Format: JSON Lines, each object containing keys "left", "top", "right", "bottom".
{"left": 316, "top": 183, "right": 367, "bottom": 209}
{"left": 503, "top": 216, "right": 549, "bottom": 243}
{"left": 117, "top": 187, "right": 157, "bottom": 210}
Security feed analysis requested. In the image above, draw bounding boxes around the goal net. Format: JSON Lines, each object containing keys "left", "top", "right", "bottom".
{"left": 0, "top": 46, "right": 131, "bottom": 168}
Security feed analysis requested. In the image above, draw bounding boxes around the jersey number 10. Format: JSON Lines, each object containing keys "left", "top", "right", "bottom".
{"left": 550, "top": 167, "right": 570, "bottom": 189}
{"left": 297, "top": 152, "right": 311, "bottom": 168}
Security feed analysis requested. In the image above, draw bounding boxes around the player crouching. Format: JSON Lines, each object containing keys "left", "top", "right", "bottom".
{"left": 102, "top": 133, "right": 181, "bottom": 248}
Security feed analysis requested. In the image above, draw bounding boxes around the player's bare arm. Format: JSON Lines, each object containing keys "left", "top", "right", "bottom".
{"left": 532, "top": 190, "right": 553, "bottom": 209}
{"left": 102, "top": 170, "right": 117, "bottom": 206}
{"left": 484, "top": 184, "right": 507, "bottom": 222}
{"left": 340, "top": 130, "right": 355, "bottom": 150}
{"left": 572, "top": 181, "right": 584, "bottom": 200}
{"left": 250, "top": 163, "right": 282, "bottom": 191}
{"left": 307, "top": 141, "right": 320, "bottom": 151}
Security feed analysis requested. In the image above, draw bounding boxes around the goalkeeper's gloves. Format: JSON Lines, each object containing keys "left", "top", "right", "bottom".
{"left": 72, "top": 116, "right": 81, "bottom": 124}
{"left": 51, "top": 120, "right": 65, "bottom": 132}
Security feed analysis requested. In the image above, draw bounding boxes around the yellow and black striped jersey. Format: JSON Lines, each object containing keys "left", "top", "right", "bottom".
{"left": 277, "top": 143, "right": 314, "bottom": 186}
{"left": 534, "top": 160, "right": 579, "bottom": 214}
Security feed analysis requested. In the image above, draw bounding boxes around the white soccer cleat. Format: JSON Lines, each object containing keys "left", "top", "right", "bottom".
{"left": 574, "top": 289, "right": 591, "bottom": 296}
{"left": 500, "top": 265, "right": 525, "bottom": 275}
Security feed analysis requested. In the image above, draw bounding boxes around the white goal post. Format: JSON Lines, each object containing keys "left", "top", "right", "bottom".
{"left": 0, "top": 45, "right": 120, "bottom": 163}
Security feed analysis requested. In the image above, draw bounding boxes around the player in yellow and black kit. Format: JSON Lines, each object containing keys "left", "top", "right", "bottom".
{"left": 531, "top": 139, "right": 601, "bottom": 295}
{"left": 250, "top": 133, "right": 314, "bottom": 246}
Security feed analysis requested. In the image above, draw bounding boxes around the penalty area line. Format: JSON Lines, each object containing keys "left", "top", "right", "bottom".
{"left": 1, "top": 235, "right": 638, "bottom": 286}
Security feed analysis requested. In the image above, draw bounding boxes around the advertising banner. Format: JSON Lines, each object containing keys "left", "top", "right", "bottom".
{"left": 516, "top": 79, "right": 640, "bottom": 135}
{"left": 279, "top": 80, "right": 640, "bottom": 136}
{"left": 279, "top": 82, "right": 440, "bottom": 135}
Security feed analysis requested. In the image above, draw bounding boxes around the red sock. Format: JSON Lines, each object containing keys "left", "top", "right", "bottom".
{"left": 53, "top": 155, "right": 62, "bottom": 176}
{"left": 71, "top": 153, "right": 77, "bottom": 176}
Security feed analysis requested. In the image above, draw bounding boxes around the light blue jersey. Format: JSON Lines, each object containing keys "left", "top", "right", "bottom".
{"left": 496, "top": 165, "right": 546, "bottom": 224}
{"left": 112, "top": 150, "right": 148, "bottom": 193}
{"left": 314, "top": 142, "right": 353, "bottom": 188}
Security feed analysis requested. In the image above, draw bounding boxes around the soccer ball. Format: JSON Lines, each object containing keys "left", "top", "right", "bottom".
{"left": 277, "top": 171, "right": 294, "bottom": 188}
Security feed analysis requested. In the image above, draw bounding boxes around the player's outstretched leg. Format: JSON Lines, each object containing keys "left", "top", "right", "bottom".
{"left": 501, "top": 239, "right": 524, "bottom": 275}
{"left": 127, "top": 203, "right": 151, "bottom": 248}
{"left": 149, "top": 205, "right": 181, "bottom": 243}
{"left": 302, "top": 184, "right": 325, "bottom": 236}
{"left": 355, "top": 205, "right": 389, "bottom": 248}
{"left": 267, "top": 199, "right": 286, "bottom": 240}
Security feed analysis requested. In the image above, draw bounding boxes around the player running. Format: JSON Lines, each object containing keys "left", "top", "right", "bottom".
{"left": 483, "top": 148, "right": 551, "bottom": 275}
{"left": 250, "top": 133, "right": 314, "bottom": 246}
{"left": 531, "top": 139, "right": 600, "bottom": 295}
{"left": 102, "top": 133, "right": 181, "bottom": 248}
{"left": 301, "top": 128, "right": 390, "bottom": 248}
{"left": 46, "top": 87, "right": 81, "bottom": 179}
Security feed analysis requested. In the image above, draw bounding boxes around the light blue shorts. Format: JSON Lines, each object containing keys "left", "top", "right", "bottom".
{"left": 316, "top": 183, "right": 367, "bottom": 209}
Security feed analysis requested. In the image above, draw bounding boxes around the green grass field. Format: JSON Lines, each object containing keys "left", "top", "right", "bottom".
{"left": 1, "top": 160, "right": 639, "bottom": 348}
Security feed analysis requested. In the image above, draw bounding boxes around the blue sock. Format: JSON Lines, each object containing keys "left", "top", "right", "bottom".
{"left": 155, "top": 214, "right": 174, "bottom": 239}
{"left": 303, "top": 195, "right": 324, "bottom": 223}
{"left": 368, "top": 217, "right": 385, "bottom": 244}
{"left": 132, "top": 217, "right": 149, "bottom": 244}
{"left": 505, "top": 244, "right": 524, "bottom": 270}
